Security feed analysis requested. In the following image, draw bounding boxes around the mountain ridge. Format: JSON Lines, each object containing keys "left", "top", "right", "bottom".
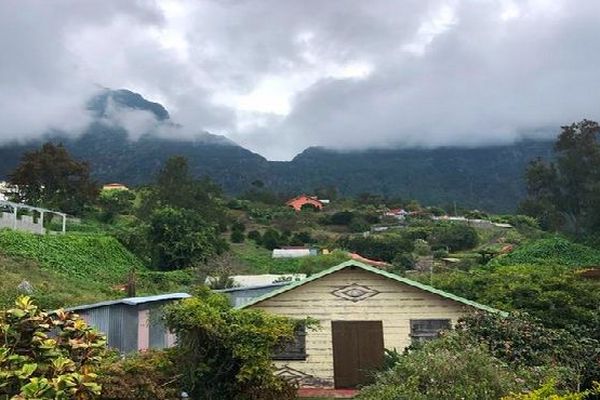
{"left": 0, "top": 89, "right": 555, "bottom": 212}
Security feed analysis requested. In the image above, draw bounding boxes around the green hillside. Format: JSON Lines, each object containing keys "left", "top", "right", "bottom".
{"left": 0, "top": 229, "right": 194, "bottom": 309}
{"left": 0, "top": 230, "right": 142, "bottom": 283}
{"left": 488, "top": 237, "right": 600, "bottom": 268}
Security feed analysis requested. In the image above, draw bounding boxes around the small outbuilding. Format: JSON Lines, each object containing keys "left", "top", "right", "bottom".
{"left": 286, "top": 195, "right": 324, "bottom": 211}
{"left": 272, "top": 247, "right": 318, "bottom": 258}
{"left": 68, "top": 293, "right": 190, "bottom": 353}
{"left": 241, "top": 260, "right": 504, "bottom": 389}
{"left": 102, "top": 183, "right": 129, "bottom": 191}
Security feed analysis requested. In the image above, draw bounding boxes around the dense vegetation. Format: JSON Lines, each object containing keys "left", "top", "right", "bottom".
{"left": 163, "top": 288, "right": 304, "bottom": 400}
{"left": 1, "top": 117, "right": 600, "bottom": 398}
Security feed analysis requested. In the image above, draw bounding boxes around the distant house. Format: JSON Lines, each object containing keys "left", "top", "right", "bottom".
{"left": 206, "top": 274, "right": 306, "bottom": 287}
{"left": 383, "top": 208, "right": 408, "bottom": 221}
{"left": 242, "top": 260, "right": 504, "bottom": 389}
{"left": 272, "top": 247, "right": 318, "bottom": 258}
{"left": 68, "top": 293, "right": 190, "bottom": 353}
{"left": 102, "top": 183, "right": 129, "bottom": 191}
{"left": 286, "top": 195, "right": 324, "bottom": 211}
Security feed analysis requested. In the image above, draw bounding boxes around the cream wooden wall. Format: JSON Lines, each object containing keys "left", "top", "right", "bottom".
{"left": 251, "top": 267, "right": 474, "bottom": 388}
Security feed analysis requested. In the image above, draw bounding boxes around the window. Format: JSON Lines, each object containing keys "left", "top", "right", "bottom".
{"left": 410, "top": 319, "right": 451, "bottom": 343}
{"left": 272, "top": 324, "right": 307, "bottom": 360}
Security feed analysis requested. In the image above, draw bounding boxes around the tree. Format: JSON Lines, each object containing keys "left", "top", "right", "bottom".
{"left": 140, "top": 156, "right": 226, "bottom": 227}
{"left": 148, "top": 207, "right": 227, "bottom": 270}
{"left": 9, "top": 143, "right": 98, "bottom": 214}
{"left": 97, "top": 190, "right": 135, "bottom": 222}
{"left": 261, "top": 228, "right": 281, "bottom": 250}
{"left": 164, "top": 288, "right": 303, "bottom": 400}
{"left": 429, "top": 223, "right": 479, "bottom": 251}
{"left": 0, "top": 296, "right": 106, "bottom": 399}
{"left": 521, "top": 120, "right": 600, "bottom": 236}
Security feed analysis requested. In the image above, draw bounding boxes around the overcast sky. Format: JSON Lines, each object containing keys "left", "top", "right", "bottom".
{"left": 1, "top": 0, "right": 600, "bottom": 160}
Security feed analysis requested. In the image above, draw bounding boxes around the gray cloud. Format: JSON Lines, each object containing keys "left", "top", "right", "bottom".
{"left": 1, "top": 0, "right": 599, "bottom": 159}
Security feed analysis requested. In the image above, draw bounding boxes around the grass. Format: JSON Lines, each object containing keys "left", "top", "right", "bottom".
{"left": 230, "top": 242, "right": 350, "bottom": 275}
{"left": 0, "top": 229, "right": 196, "bottom": 309}
{"left": 0, "top": 229, "right": 142, "bottom": 284}
{"left": 0, "top": 253, "right": 122, "bottom": 310}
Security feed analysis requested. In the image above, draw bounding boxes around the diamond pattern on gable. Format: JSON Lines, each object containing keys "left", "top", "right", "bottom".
{"left": 331, "top": 283, "right": 380, "bottom": 302}
{"left": 274, "top": 365, "right": 312, "bottom": 383}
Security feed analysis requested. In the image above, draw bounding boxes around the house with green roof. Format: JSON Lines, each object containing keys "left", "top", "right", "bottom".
{"left": 240, "top": 260, "right": 505, "bottom": 390}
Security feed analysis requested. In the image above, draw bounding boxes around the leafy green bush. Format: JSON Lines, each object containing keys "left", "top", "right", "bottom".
{"left": 341, "top": 234, "right": 414, "bottom": 262}
{"left": 230, "top": 230, "right": 245, "bottom": 243}
{"left": 502, "top": 381, "right": 600, "bottom": 400}
{"left": 0, "top": 296, "right": 106, "bottom": 399}
{"left": 322, "top": 211, "right": 355, "bottom": 225}
{"left": 357, "top": 334, "right": 523, "bottom": 400}
{"left": 428, "top": 223, "right": 479, "bottom": 251}
{"left": 261, "top": 228, "right": 281, "bottom": 250}
{"left": 98, "top": 350, "right": 180, "bottom": 400}
{"left": 457, "top": 312, "right": 600, "bottom": 391}
{"left": 97, "top": 190, "right": 135, "bottom": 222}
{"left": 246, "top": 230, "right": 262, "bottom": 243}
{"left": 423, "top": 264, "right": 600, "bottom": 339}
{"left": 164, "top": 288, "right": 303, "bottom": 400}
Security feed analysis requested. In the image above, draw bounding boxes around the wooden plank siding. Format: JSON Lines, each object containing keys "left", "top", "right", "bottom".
{"left": 250, "top": 266, "right": 474, "bottom": 388}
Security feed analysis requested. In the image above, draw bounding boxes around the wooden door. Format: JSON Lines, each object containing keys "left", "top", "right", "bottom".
{"left": 331, "top": 321, "right": 384, "bottom": 388}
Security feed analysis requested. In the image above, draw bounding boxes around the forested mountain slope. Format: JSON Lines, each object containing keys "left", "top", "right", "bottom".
{"left": 0, "top": 89, "right": 554, "bottom": 211}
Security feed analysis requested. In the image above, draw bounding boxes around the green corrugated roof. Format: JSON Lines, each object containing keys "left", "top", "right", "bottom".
{"left": 238, "top": 260, "right": 507, "bottom": 316}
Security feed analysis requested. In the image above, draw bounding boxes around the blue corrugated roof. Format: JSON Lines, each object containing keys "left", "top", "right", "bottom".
{"left": 67, "top": 293, "right": 191, "bottom": 312}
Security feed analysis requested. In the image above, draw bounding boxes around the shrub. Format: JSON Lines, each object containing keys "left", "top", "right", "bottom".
{"left": 502, "top": 380, "right": 600, "bottom": 400}
{"left": 349, "top": 219, "right": 370, "bottom": 233}
{"left": 392, "top": 253, "right": 415, "bottom": 271}
{"left": 429, "top": 223, "right": 479, "bottom": 251}
{"left": 164, "top": 287, "right": 306, "bottom": 400}
{"left": 413, "top": 239, "right": 432, "bottom": 256}
{"left": 261, "top": 228, "right": 281, "bottom": 250}
{"left": 231, "top": 221, "right": 246, "bottom": 233}
{"left": 230, "top": 230, "right": 245, "bottom": 243}
{"left": 341, "top": 234, "right": 414, "bottom": 262}
{"left": 357, "top": 334, "right": 523, "bottom": 400}
{"left": 247, "top": 230, "right": 262, "bottom": 243}
{"left": 457, "top": 312, "right": 600, "bottom": 391}
{"left": 0, "top": 296, "right": 106, "bottom": 399}
{"left": 331, "top": 211, "right": 355, "bottom": 225}
{"left": 98, "top": 350, "right": 180, "bottom": 400}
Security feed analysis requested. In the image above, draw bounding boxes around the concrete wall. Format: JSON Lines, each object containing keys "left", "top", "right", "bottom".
{"left": 0, "top": 212, "right": 45, "bottom": 234}
{"left": 251, "top": 267, "right": 472, "bottom": 388}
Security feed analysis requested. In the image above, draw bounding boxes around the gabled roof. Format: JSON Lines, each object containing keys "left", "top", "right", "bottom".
{"left": 285, "top": 194, "right": 323, "bottom": 205}
{"left": 238, "top": 260, "right": 507, "bottom": 315}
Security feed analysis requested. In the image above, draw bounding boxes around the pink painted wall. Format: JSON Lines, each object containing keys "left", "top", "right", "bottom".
{"left": 137, "top": 309, "right": 150, "bottom": 350}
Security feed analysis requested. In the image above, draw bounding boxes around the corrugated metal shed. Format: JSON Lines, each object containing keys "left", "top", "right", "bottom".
{"left": 71, "top": 293, "right": 191, "bottom": 353}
